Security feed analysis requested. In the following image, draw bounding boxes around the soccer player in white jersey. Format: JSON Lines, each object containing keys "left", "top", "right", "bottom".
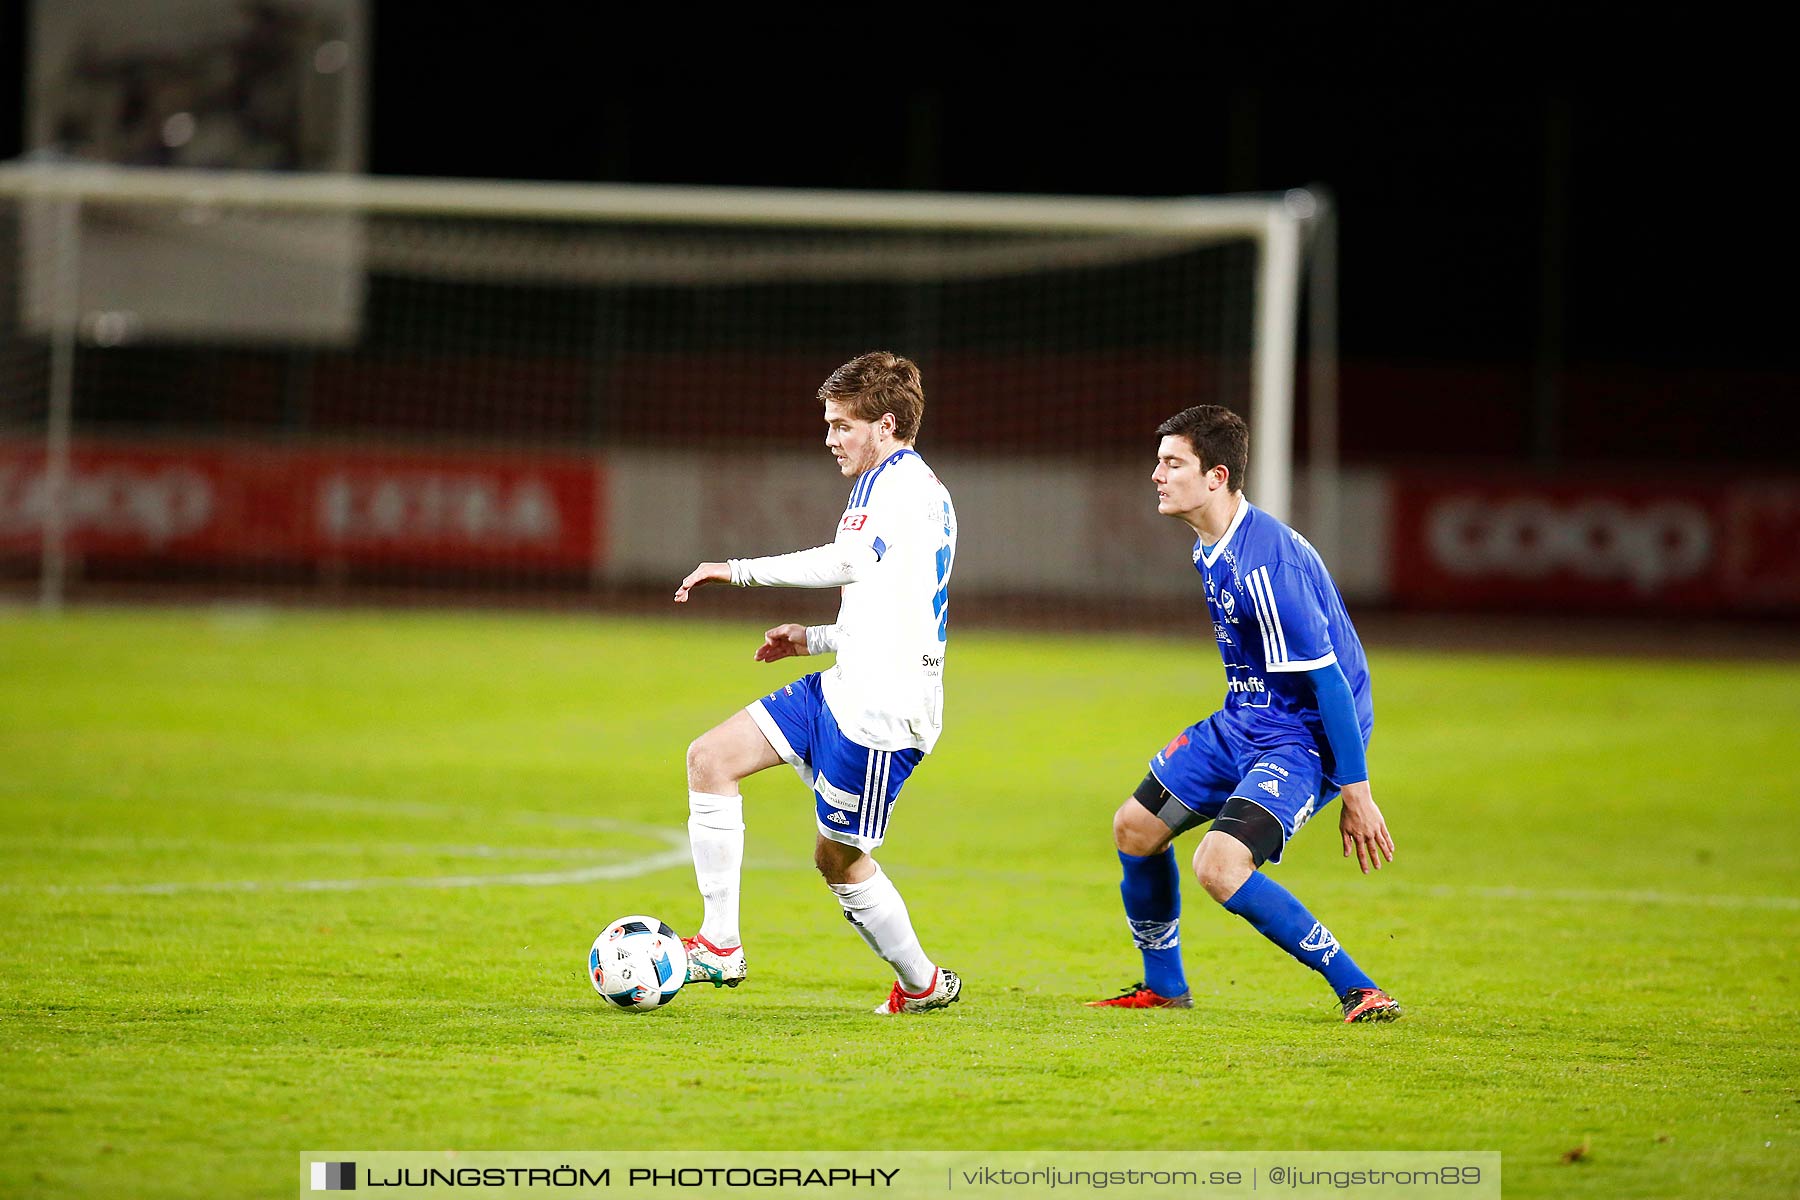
{"left": 1088, "top": 405, "right": 1402, "bottom": 1023}
{"left": 672, "top": 352, "right": 961, "bottom": 1015}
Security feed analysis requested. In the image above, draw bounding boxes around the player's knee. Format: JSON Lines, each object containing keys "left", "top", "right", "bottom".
{"left": 1110, "top": 803, "right": 1137, "bottom": 851}
{"left": 1192, "top": 834, "right": 1254, "bottom": 904}
{"left": 813, "top": 838, "right": 865, "bottom": 885}
{"left": 685, "top": 734, "right": 724, "bottom": 790}
{"left": 1113, "top": 800, "right": 1167, "bottom": 856}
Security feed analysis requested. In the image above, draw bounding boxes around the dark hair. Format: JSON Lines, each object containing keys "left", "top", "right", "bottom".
{"left": 1156, "top": 405, "right": 1248, "bottom": 493}
{"left": 818, "top": 351, "right": 924, "bottom": 443}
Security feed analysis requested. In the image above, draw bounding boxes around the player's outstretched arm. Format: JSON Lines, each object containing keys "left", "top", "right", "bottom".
{"left": 754, "top": 623, "right": 810, "bottom": 662}
{"left": 678, "top": 543, "right": 879, "bottom": 603}
{"left": 1338, "top": 781, "right": 1395, "bottom": 874}
{"left": 674, "top": 561, "right": 730, "bottom": 603}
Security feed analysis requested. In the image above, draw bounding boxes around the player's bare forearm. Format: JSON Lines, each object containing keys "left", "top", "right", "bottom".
{"left": 1338, "top": 780, "right": 1395, "bottom": 875}
{"left": 674, "top": 561, "right": 730, "bottom": 603}
{"left": 754, "top": 623, "right": 809, "bottom": 663}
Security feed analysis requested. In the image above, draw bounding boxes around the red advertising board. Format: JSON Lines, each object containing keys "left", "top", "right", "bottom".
{"left": 0, "top": 439, "right": 605, "bottom": 571}
{"left": 1390, "top": 475, "right": 1800, "bottom": 614}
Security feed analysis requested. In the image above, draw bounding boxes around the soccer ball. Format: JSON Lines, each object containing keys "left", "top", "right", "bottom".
{"left": 588, "top": 915, "right": 687, "bottom": 1012}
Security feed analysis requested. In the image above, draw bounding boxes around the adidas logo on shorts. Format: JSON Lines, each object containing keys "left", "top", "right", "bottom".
{"left": 826, "top": 811, "right": 851, "bottom": 825}
{"left": 1259, "top": 779, "right": 1280, "bottom": 797}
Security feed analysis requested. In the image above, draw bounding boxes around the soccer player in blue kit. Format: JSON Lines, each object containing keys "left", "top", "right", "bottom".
{"left": 1089, "top": 405, "right": 1402, "bottom": 1023}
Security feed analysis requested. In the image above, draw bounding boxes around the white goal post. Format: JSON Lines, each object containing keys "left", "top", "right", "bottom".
{"left": 0, "top": 162, "right": 1334, "bottom": 614}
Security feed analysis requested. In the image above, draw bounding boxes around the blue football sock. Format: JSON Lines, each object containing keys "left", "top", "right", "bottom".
{"left": 1222, "top": 871, "right": 1377, "bottom": 996}
{"left": 1119, "top": 848, "right": 1187, "bottom": 996}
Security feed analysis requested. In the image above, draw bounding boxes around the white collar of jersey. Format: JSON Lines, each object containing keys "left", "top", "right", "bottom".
{"left": 1197, "top": 493, "right": 1253, "bottom": 568}
{"left": 846, "top": 447, "right": 917, "bottom": 508}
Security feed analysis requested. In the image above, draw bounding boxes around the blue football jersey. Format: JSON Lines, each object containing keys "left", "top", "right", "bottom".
{"left": 1192, "top": 497, "right": 1373, "bottom": 781}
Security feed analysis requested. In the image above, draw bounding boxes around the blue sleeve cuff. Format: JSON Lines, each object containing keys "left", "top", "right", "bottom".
{"left": 1304, "top": 662, "right": 1368, "bottom": 784}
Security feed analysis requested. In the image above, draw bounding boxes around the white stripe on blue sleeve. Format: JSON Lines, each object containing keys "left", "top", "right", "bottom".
{"left": 1245, "top": 567, "right": 1282, "bottom": 665}
{"left": 1262, "top": 568, "right": 1292, "bottom": 662}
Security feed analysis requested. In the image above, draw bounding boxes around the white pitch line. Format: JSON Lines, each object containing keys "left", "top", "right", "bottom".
{"left": 16, "top": 795, "right": 693, "bottom": 896}
{"left": 891, "top": 865, "right": 1800, "bottom": 914}
{"left": 8, "top": 840, "right": 640, "bottom": 861}
{"left": 17, "top": 788, "right": 1800, "bottom": 912}
{"left": 1411, "top": 882, "right": 1800, "bottom": 912}
{"left": 46, "top": 846, "right": 693, "bottom": 896}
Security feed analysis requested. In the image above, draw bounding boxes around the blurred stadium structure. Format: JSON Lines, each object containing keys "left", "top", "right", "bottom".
{"left": 27, "top": 0, "right": 362, "bottom": 174}
{"left": 0, "top": 164, "right": 1336, "bottom": 623}
{"left": 0, "top": 162, "right": 1794, "bottom": 626}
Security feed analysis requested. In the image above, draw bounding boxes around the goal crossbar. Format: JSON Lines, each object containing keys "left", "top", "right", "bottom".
{"left": 0, "top": 162, "right": 1296, "bottom": 238}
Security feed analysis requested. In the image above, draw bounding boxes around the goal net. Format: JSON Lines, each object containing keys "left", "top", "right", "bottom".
{"left": 0, "top": 164, "right": 1318, "bottom": 627}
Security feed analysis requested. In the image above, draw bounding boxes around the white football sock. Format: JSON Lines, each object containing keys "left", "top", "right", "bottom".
{"left": 687, "top": 791, "right": 744, "bottom": 949}
{"left": 828, "top": 863, "right": 935, "bottom": 992}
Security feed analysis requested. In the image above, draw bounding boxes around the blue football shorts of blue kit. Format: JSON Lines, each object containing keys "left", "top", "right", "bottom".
{"left": 747, "top": 672, "right": 922, "bottom": 852}
{"left": 1147, "top": 713, "right": 1338, "bottom": 864}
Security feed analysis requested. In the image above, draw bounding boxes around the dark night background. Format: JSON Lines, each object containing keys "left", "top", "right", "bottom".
{"left": 3, "top": 9, "right": 1793, "bottom": 471}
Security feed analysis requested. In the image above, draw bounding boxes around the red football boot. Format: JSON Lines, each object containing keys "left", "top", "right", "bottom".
{"left": 1085, "top": 982, "right": 1193, "bottom": 1009}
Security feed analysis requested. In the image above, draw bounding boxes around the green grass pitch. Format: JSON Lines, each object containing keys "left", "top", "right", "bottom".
{"left": 1, "top": 608, "right": 1796, "bottom": 1198}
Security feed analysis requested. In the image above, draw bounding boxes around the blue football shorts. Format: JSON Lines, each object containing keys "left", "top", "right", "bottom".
{"left": 1145, "top": 712, "right": 1337, "bottom": 864}
{"left": 748, "top": 672, "right": 922, "bottom": 852}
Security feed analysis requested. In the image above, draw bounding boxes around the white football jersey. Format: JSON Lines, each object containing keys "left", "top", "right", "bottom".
{"left": 821, "top": 448, "right": 956, "bottom": 753}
